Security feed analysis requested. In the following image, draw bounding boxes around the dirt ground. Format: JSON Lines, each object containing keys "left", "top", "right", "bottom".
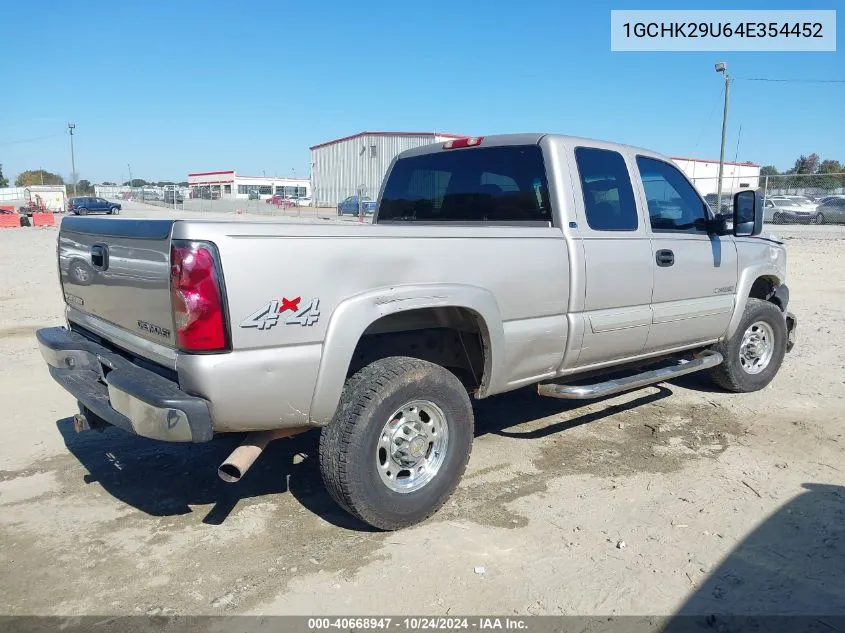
{"left": 0, "top": 204, "right": 842, "bottom": 619}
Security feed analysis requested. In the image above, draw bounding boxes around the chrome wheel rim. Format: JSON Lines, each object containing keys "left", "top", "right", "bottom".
{"left": 739, "top": 321, "right": 775, "bottom": 375}
{"left": 376, "top": 399, "right": 449, "bottom": 493}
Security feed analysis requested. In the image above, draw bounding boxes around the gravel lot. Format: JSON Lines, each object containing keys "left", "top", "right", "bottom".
{"left": 0, "top": 202, "right": 842, "bottom": 619}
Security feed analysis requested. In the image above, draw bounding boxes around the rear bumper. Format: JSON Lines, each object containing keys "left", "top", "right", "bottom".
{"left": 36, "top": 326, "right": 213, "bottom": 443}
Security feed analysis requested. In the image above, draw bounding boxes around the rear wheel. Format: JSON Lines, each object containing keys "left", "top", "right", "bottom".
{"left": 814, "top": 213, "right": 825, "bottom": 225}
{"left": 77, "top": 207, "right": 88, "bottom": 216}
{"left": 773, "top": 212, "right": 783, "bottom": 224}
{"left": 708, "top": 298, "right": 787, "bottom": 393}
{"left": 319, "top": 356, "right": 474, "bottom": 530}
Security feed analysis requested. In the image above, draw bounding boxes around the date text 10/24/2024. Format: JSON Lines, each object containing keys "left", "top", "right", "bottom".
{"left": 307, "top": 617, "right": 528, "bottom": 630}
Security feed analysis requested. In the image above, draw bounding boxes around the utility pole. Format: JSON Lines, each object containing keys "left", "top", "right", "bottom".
{"left": 68, "top": 123, "right": 77, "bottom": 196}
{"left": 714, "top": 62, "right": 731, "bottom": 215}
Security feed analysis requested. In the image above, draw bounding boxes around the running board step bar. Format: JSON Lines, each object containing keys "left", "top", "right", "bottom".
{"left": 537, "top": 351, "right": 724, "bottom": 400}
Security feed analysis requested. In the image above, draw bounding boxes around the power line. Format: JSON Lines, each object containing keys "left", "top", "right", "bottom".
{"left": 0, "top": 133, "right": 64, "bottom": 147}
{"left": 692, "top": 81, "right": 724, "bottom": 155}
{"left": 735, "top": 77, "right": 845, "bottom": 84}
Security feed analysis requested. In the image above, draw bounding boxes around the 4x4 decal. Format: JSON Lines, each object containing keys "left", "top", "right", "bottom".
{"left": 240, "top": 297, "right": 320, "bottom": 330}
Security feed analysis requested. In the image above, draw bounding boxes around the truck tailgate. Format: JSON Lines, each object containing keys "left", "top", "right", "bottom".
{"left": 58, "top": 217, "right": 177, "bottom": 348}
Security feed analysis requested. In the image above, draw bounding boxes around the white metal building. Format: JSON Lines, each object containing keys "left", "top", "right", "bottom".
{"left": 309, "top": 131, "right": 466, "bottom": 206}
{"left": 187, "top": 171, "right": 311, "bottom": 200}
{"left": 671, "top": 156, "right": 760, "bottom": 196}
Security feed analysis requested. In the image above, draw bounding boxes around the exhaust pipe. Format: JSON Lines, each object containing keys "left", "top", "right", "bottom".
{"left": 218, "top": 427, "right": 308, "bottom": 483}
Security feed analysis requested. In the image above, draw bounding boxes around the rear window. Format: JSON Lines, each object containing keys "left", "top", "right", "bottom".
{"left": 378, "top": 145, "right": 552, "bottom": 224}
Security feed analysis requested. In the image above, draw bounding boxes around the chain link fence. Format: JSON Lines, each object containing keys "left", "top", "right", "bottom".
{"left": 689, "top": 173, "right": 845, "bottom": 236}
{"left": 88, "top": 184, "right": 336, "bottom": 219}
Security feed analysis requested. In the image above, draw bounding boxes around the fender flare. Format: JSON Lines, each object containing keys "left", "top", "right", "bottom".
{"left": 308, "top": 283, "right": 505, "bottom": 425}
{"left": 725, "top": 263, "right": 784, "bottom": 339}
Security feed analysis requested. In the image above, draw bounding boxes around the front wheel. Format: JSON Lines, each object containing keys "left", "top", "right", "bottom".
{"left": 319, "top": 356, "right": 474, "bottom": 530}
{"left": 708, "top": 298, "right": 787, "bottom": 393}
{"left": 110, "top": 207, "right": 120, "bottom": 215}
{"left": 814, "top": 213, "right": 825, "bottom": 225}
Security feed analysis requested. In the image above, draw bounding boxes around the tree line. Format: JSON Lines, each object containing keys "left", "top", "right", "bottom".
{"left": 0, "top": 166, "right": 187, "bottom": 193}
{"left": 760, "top": 154, "right": 845, "bottom": 190}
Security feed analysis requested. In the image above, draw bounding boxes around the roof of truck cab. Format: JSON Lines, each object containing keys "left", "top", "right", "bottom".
{"left": 394, "top": 133, "right": 670, "bottom": 161}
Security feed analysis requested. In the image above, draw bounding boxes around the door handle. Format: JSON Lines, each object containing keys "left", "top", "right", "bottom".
{"left": 656, "top": 249, "right": 674, "bottom": 267}
{"left": 90, "top": 243, "right": 109, "bottom": 270}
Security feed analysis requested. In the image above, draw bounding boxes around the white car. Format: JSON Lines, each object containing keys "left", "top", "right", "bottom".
{"left": 783, "top": 195, "right": 817, "bottom": 211}
{"left": 764, "top": 197, "right": 819, "bottom": 224}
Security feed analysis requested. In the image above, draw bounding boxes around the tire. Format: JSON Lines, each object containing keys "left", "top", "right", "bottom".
{"left": 319, "top": 356, "right": 474, "bottom": 530}
{"left": 110, "top": 207, "right": 120, "bottom": 215}
{"left": 814, "top": 213, "right": 825, "bottom": 225}
{"left": 708, "top": 298, "right": 787, "bottom": 393}
{"left": 68, "top": 260, "right": 93, "bottom": 286}
{"left": 77, "top": 207, "right": 88, "bottom": 216}
{"left": 772, "top": 213, "right": 783, "bottom": 224}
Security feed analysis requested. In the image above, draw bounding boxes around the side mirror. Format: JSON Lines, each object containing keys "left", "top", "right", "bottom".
{"left": 733, "top": 190, "right": 763, "bottom": 237}
{"left": 705, "top": 213, "right": 732, "bottom": 235}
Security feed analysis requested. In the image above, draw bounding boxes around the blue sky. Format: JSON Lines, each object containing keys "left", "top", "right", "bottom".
{"left": 1, "top": 0, "right": 842, "bottom": 183}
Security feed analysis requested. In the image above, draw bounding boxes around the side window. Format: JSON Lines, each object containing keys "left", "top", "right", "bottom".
{"left": 636, "top": 156, "right": 708, "bottom": 233}
{"left": 574, "top": 147, "right": 638, "bottom": 231}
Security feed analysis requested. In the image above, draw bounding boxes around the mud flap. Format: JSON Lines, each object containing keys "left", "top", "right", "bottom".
{"left": 786, "top": 312, "right": 797, "bottom": 353}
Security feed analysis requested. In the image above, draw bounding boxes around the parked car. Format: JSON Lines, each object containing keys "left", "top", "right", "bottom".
{"left": 68, "top": 197, "right": 121, "bottom": 215}
{"left": 267, "top": 194, "right": 294, "bottom": 207}
{"left": 163, "top": 189, "right": 184, "bottom": 204}
{"left": 784, "top": 195, "right": 817, "bottom": 210}
{"left": 818, "top": 195, "right": 845, "bottom": 206}
{"left": 814, "top": 197, "right": 845, "bottom": 224}
{"left": 763, "top": 197, "right": 818, "bottom": 224}
{"left": 703, "top": 193, "right": 733, "bottom": 215}
{"left": 337, "top": 195, "right": 377, "bottom": 215}
{"left": 247, "top": 190, "right": 260, "bottom": 200}
{"left": 293, "top": 196, "right": 312, "bottom": 207}
{"left": 37, "top": 134, "right": 798, "bottom": 531}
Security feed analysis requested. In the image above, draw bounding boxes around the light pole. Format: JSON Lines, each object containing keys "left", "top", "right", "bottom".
{"left": 127, "top": 163, "right": 133, "bottom": 198}
{"left": 68, "top": 123, "right": 77, "bottom": 196}
{"left": 715, "top": 62, "right": 731, "bottom": 215}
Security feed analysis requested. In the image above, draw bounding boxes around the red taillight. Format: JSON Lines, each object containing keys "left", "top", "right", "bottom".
{"left": 170, "top": 242, "right": 227, "bottom": 351}
{"left": 443, "top": 136, "right": 483, "bottom": 149}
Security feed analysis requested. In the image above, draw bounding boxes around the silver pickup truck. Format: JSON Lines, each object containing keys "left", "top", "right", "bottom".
{"left": 37, "top": 134, "right": 797, "bottom": 530}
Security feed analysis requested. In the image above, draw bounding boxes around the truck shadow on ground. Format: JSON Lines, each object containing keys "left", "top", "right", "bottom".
{"left": 659, "top": 483, "right": 845, "bottom": 632}
{"left": 56, "top": 384, "right": 674, "bottom": 531}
